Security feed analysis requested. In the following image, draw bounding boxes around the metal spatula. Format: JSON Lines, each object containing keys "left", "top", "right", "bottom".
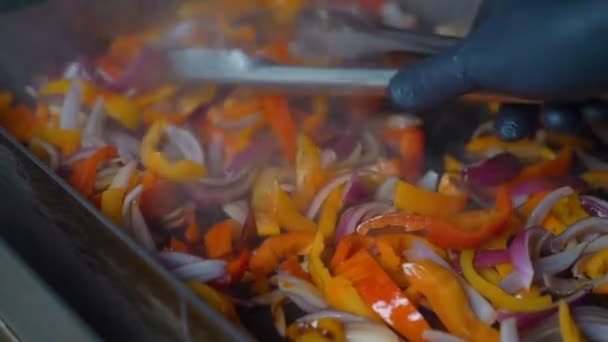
{"left": 167, "top": 47, "right": 537, "bottom": 103}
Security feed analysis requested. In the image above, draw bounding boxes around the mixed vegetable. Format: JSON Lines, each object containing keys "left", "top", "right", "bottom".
{"left": 2, "top": 1, "right": 608, "bottom": 341}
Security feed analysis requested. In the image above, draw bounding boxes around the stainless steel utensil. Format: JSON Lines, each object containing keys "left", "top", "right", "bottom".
{"left": 167, "top": 47, "right": 538, "bottom": 104}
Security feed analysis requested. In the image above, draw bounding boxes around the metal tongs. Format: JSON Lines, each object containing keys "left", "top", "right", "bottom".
{"left": 167, "top": 9, "right": 535, "bottom": 103}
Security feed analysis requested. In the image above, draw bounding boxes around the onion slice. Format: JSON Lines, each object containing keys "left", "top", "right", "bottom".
{"left": 462, "top": 152, "right": 522, "bottom": 187}
{"left": 165, "top": 125, "right": 205, "bottom": 165}
{"left": 337, "top": 202, "right": 393, "bottom": 240}
{"left": 172, "top": 260, "right": 226, "bottom": 282}
{"left": 29, "top": 138, "right": 60, "bottom": 170}
{"left": 423, "top": 330, "right": 467, "bottom": 342}
{"left": 526, "top": 186, "right": 574, "bottom": 227}
{"left": 82, "top": 97, "right": 106, "bottom": 148}
{"left": 500, "top": 317, "right": 519, "bottom": 342}
{"left": 535, "top": 241, "right": 591, "bottom": 276}
{"left": 60, "top": 81, "right": 83, "bottom": 129}
{"left": 580, "top": 195, "right": 608, "bottom": 218}
{"left": 272, "top": 274, "right": 328, "bottom": 313}
{"left": 546, "top": 217, "right": 608, "bottom": 252}
{"left": 306, "top": 174, "right": 352, "bottom": 219}
{"left": 130, "top": 201, "right": 156, "bottom": 251}
{"left": 417, "top": 170, "right": 439, "bottom": 191}
{"left": 510, "top": 227, "right": 549, "bottom": 289}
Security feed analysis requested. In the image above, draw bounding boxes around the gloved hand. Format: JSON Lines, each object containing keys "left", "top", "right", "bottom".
{"left": 388, "top": 0, "right": 608, "bottom": 111}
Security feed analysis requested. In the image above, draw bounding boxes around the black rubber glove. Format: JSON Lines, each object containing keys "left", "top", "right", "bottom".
{"left": 388, "top": 0, "right": 608, "bottom": 111}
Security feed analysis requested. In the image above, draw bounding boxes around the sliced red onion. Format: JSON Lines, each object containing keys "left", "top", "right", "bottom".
{"left": 341, "top": 143, "right": 363, "bottom": 166}
{"left": 510, "top": 227, "right": 549, "bottom": 289}
{"left": 385, "top": 114, "right": 422, "bottom": 129}
{"left": 131, "top": 201, "right": 156, "bottom": 251}
{"left": 345, "top": 321, "right": 400, "bottom": 342}
{"left": 546, "top": 217, "right": 608, "bottom": 253}
{"left": 214, "top": 113, "right": 260, "bottom": 130}
{"left": 320, "top": 149, "right": 337, "bottom": 168}
{"left": 105, "top": 131, "right": 141, "bottom": 163}
{"left": 497, "top": 286, "right": 589, "bottom": 328}
{"left": 510, "top": 176, "right": 587, "bottom": 198}
{"left": 451, "top": 178, "right": 495, "bottom": 209}
{"left": 404, "top": 241, "right": 497, "bottom": 324}
{"left": 375, "top": 176, "right": 399, "bottom": 202}
{"left": 186, "top": 167, "right": 257, "bottom": 205}
{"left": 342, "top": 174, "right": 372, "bottom": 207}
{"left": 500, "top": 317, "right": 519, "bottom": 342}
{"left": 462, "top": 152, "right": 522, "bottom": 187}
{"left": 581, "top": 195, "right": 608, "bottom": 218}
{"left": 306, "top": 174, "right": 352, "bottom": 219}
{"left": 585, "top": 234, "right": 608, "bottom": 254}
{"left": 416, "top": 170, "right": 439, "bottom": 191}
{"left": 535, "top": 241, "right": 590, "bottom": 276}
{"left": 82, "top": 97, "right": 106, "bottom": 148}
{"left": 577, "top": 149, "right": 608, "bottom": 170}
{"left": 165, "top": 125, "right": 204, "bottom": 165}
{"left": 452, "top": 249, "right": 512, "bottom": 272}
{"left": 422, "top": 330, "right": 467, "bottom": 342}
{"left": 520, "top": 305, "right": 608, "bottom": 342}
{"left": 227, "top": 138, "right": 276, "bottom": 173}
{"left": 96, "top": 48, "right": 162, "bottom": 92}
{"left": 296, "top": 310, "right": 366, "bottom": 324}
{"left": 172, "top": 259, "right": 226, "bottom": 282}
{"left": 157, "top": 251, "right": 206, "bottom": 269}
{"left": 359, "top": 132, "right": 382, "bottom": 165}
{"left": 222, "top": 200, "right": 249, "bottom": 227}
{"left": 542, "top": 274, "right": 589, "bottom": 296}
{"left": 336, "top": 202, "right": 392, "bottom": 240}
{"left": 206, "top": 132, "right": 224, "bottom": 177}
{"left": 327, "top": 133, "right": 359, "bottom": 159}
{"left": 121, "top": 184, "right": 143, "bottom": 220}
{"left": 109, "top": 160, "right": 137, "bottom": 189}
{"left": 30, "top": 138, "right": 60, "bottom": 170}
{"left": 272, "top": 274, "right": 328, "bottom": 313}
{"left": 60, "top": 81, "right": 83, "bottom": 129}
{"left": 526, "top": 186, "right": 575, "bottom": 227}
{"left": 499, "top": 272, "right": 526, "bottom": 294}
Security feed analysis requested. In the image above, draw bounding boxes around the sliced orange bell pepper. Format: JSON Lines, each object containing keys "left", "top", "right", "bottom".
{"left": 330, "top": 235, "right": 375, "bottom": 270}
{"left": 188, "top": 281, "right": 241, "bottom": 323}
{"left": 226, "top": 249, "right": 250, "bottom": 284}
{"left": 403, "top": 260, "right": 499, "bottom": 342}
{"left": 0, "top": 104, "right": 36, "bottom": 142}
{"left": 394, "top": 181, "right": 468, "bottom": 216}
{"left": 581, "top": 170, "right": 608, "bottom": 187}
{"left": 279, "top": 255, "right": 312, "bottom": 283}
{"left": 204, "top": 219, "right": 236, "bottom": 258}
{"left": 384, "top": 127, "right": 424, "bottom": 182}
{"left": 507, "top": 146, "right": 573, "bottom": 188}
{"left": 184, "top": 211, "right": 202, "bottom": 244}
{"left": 294, "top": 134, "right": 326, "bottom": 210}
{"left": 169, "top": 238, "right": 188, "bottom": 253}
{"left": 335, "top": 249, "right": 430, "bottom": 341}
{"left": 317, "top": 186, "right": 344, "bottom": 239}
{"left": 262, "top": 95, "right": 296, "bottom": 164}
{"left": 101, "top": 188, "right": 126, "bottom": 225}
{"left": 0, "top": 92, "right": 12, "bottom": 112}
{"left": 249, "top": 231, "right": 315, "bottom": 276}
{"left": 68, "top": 145, "right": 117, "bottom": 197}
{"left": 466, "top": 136, "right": 556, "bottom": 161}
{"left": 309, "top": 232, "right": 378, "bottom": 320}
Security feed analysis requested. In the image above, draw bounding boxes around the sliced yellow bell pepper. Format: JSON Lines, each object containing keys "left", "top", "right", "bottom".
{"left": 294, "top": 134, "right": 326, "bottom": 210}
{"left": 559, "top": 301, "right": 587, "bottom": 342}
{"left": 581, "top": 170, "right": 608, "bottom": 187}
{"left": 101, "top": 188, "right": 126, "bottom": 225}
{"left": 466, "top": 136, "right": 555, "bottom": 160}
{"left": 188, "top": 281, "right": 241, "bottom": 323}
{"left": 35, "top": 127, "right": 81, "bottom": 155}
{"left": 104, "top": 95, "right": 140, "bottom": 130}
{"left": 141, "top": 121, "right": 206, "bottom": 182}
{"left": 461, "top": 250, "right": 552, "bottom": 312}
{"left": 317, "top": 186, "right": 343, "bottom": 239}
{"left": 579, "top": 248, "right": 608, "bottom": 294}
{"left": 394, "top": 181, "right": 468, "bottom": 217}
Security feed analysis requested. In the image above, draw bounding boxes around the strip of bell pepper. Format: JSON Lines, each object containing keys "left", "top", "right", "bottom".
{"left": 35, "top": 127, "right": 82, "bottom": 155}
{"left": 141, "top": 121, "right": 207, "bottom": 182}
{"left": 581, "top": 170, "right": 608, "bottom": 187}
{"left": 287, "top": 317, "right": 346, "bottom": 342}
{"left": 169, "top": 238, "right": 188, "bottom": 252}
{"left": 279, "top": 255, "right": 312, "bottom": 283}
{"left": 403, "top": 260, "right": 499, "bottom": 342}
{"left": 139, "top": 177, "right": 181, "bottom": 220}
{"left": 335, "top": 249, "right": 430, "bottom": 341}
{"left": 188, "top": 281, "right": 241, "bottom": 323}
{"left": 309, "top": 232, "right": 378, "bottom": 319}
{"left": 101, "top": 188, "right": 126, "bottom": 225}
{"left": 262, "top": 95, "right": 297, "bottom": 164}
{"left": 0, "top": 104, "right": 36, "bottom": 142}
{"left": 184, "top": 211, "right": 201, "bottom": 244}
{"left": 507, "top": 146, "right": 573, "bottom": 188}
{"left": 466, "top": 136, "right": 556, "bottom": 160}
{"left": 559, "top": 301, "right": 587, "bottom": 342}
{"left": 460, "top": 249, "right": 552, "bottom": 312}
{"left": 383, "top": 127, "right": 424, "bottom": 182}
{"left": 394, "top": 181, "right": 468, "bottom": 217}
{"left": 204, "top": 219, "right": 236, "bottom": 258}
{"left": 68, "top": 145, "right": 117, "bottom": 197}
{"left": 444, "top": 154, "right": 463, "bottom": 173}
{"left": 249, "top": 231, "right": 315, "bottom": 276}
{"left": 0, "top": 92, "right": 12, "bottom": 112}
{"left": 103, "top": 95, "right": 140, "bottom": 130}
{"left": 226, "top": 249, "right": 250, "bottom": 284}
{"left": 438, "top": 173, "right": 465, "bottom": 196}
{"left": 360, "top": 186, "right": 512, "bottom": 249}
{"left": 317, "top": 186, "right": 344, "bottom": 239}
{"left": 578, "top": 248, "right": 608, "bottom": 294}
{"left": 294, "top": 134, "right": 326, "bottom": 210}
{"left": 302, "top": 97, "right": 328, "bottom": 137}
{"left": 330, "top": 235, "right": 375, "bottom": 270}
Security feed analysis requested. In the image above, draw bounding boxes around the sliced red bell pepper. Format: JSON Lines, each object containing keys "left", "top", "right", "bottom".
{"left": 139, "top": 177, "right": 181, "bottom": 221}
{"left": 226, "top": 249, "right": 250, "bottom": 284}
{"left": 0, "top": 104, "right": 36, "bottom": 142}
{"left": 330, "top": 235, "right": 375, "bottom": 270}
{"left": 68, "top": 145, "right": 117, "bottom": 197}
{"left": 335, "top": 249, "right": 430, "bottom": 342}
{"left": 358, "top": 186, "right": 513, "bottom": 249}
{"left": 184, "top": 211, "right": 202, "bottom": 244}
{"left": 507, "top": 146, "right": 573, "bottom": 188}
{"left": 279, "top": 255, "right": 312, "bottom": 283}
{"left": 383, "top": 127, "right": 425, "bottom": 182}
